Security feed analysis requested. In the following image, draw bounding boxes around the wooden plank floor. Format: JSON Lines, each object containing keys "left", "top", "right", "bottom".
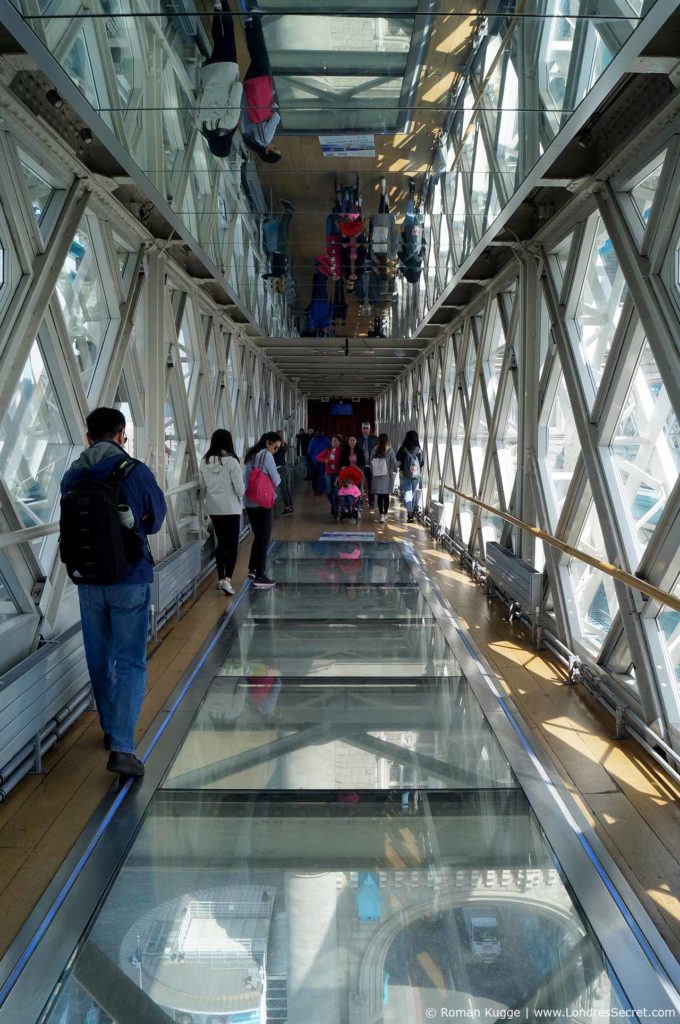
{"left": 1, "top": 488, "right": 679, "bottom": 970}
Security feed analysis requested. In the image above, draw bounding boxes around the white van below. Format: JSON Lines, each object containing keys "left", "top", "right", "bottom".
{"left": 466, "top": 912, "right": 501, "bottom": 962}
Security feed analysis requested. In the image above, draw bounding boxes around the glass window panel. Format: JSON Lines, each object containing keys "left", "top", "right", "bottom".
{"left": 193, "top": 399, "right": 209, "bottom": 460}
{"left": 580, "top": 23, "right": 616, "bottom": 102}
{"left": 113, "top": 233, "right": 135, "bottom": 281}
{"left": 480, "top": 476, "right": 503, "bottom": 550}
{"left": 105, "top": 12, "right": 138, "bottom": 109}
{"left": 495, "top": 56, "right": 519, "bottom": 187}
{"left": 570, "top": 502, "right": 619, "bottom": 652}
{"left": 0, "top": 571, "right": 19, "bottom": 625}
{"left": 550, "top": 231, "right": 573, "bottom": 291}
{"left": 483, "top": 305, "right": 506, "bottom": 414}
{"left": 573, "top": 216, "right": 627, "bottom": 395}
{"left": 497, "top": 385, "right": 518, "bottom": 502}
{"left": 451, "top": 169, "right": 467, "bottom": 263}
{"left": 544, "top": 372, "right": 580, "bottom": 518}
{"left": 62, "top": 28, "right": 99, "bottom": 107}
{"left": 458, "top": 493, "right": 477, "bottom": 544}
{"left": 444, "top": 337, "right": 457, "bottom": 414}
{"left": 177, "top": 308, "right": 197, "bottom": 396}
{"left": 468, "top": 397, "right": 489, "bottom": 488}
{"left": 20, "top": 160, "right": 54, "bottom": 226}
{"left": 451, "top": 405, "right": 465, "bottom": 481}
{"left": 0, "top": 339, "right": 73, "bottom": 526}
{"left": 657, "top": 584, "right": 680, "bottom": 694}
{"left": 538, "top": 293, "right": 553, "bottom": 381}
{"left": 176, "top": 489, "right": 198, "bottom": 548}
{"left": 604, "top": 639, "right": 640, "bottom": 699}
{"left": 114, "top": 382, "right": 136, "bottom": 459}
{"left": 56, "top": 218, "right": 113, "bottom": 393}
{"left": 611, "top": 341, "right": 680, "bottom": 557}
{"left": 470, "top": 131, "right": 491, "bottom": 239}
{"left": 164, "top": 392, "right": 179, "bottom": 486}
{"left": 539, "top": 5, "right": 576, "bottom": 116}
{"left": 630, "top": 153, "right": 666, "bottom": 229}
{"left": 464, "top": 328, "right": 478, "bottom": 396}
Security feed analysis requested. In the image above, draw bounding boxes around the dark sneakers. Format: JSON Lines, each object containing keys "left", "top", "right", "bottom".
{"left": 107, "top": 751, "right": 145, "bottom": 777}
{"left": 253, "top": 576, "right": 276, "bottom": 588}
{"left": 104, "top": 732, "right": 112, "bottom": 750}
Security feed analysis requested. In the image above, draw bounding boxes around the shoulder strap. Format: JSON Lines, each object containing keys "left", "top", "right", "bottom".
{"left": 108, "top": 457, "right": 141, "bottom": 484}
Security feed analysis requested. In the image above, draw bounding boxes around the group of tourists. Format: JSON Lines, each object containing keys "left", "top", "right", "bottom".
{"left": 297, "top": 424, "right": 424, "bottom": 524}
{"left": 194, "top": 6, "right": 428, "bottom": 324}
{"left": 57, "top": 405, "right": 425, "bottom": 782}
{"left": 302, "top": 177, "right": 427, "bottom": 336}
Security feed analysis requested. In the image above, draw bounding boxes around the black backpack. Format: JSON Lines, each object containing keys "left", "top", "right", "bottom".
{"left": 59, "top": 458, "right": 144, "bottom": 584}
{"left": 403, "top": 449, "right": 421, "bottom": 480}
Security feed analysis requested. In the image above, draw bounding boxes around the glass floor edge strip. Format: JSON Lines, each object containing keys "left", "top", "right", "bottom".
{"left": 0, "top": 539, "right": 678, "bottom": 1023}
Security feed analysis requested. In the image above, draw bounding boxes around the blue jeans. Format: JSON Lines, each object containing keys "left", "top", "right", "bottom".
{"left": 78, "top": 583, "right": 151, "bottom": 754}
{"left": 313, "top": 462, "right": 325, "bottom": 495}
{"left": 338, "top": 494, "right": 357, "bottom": 514}
{"left": 401, "top": 476, "right": 420, "bottom": 516}
{"left": 325, "top": 473, "right": 339, "bottom": 514}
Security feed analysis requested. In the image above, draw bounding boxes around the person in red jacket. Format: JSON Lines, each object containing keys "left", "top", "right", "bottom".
{"left": 318, "top": 434, "right": 342, "bottom": 519}
{"left": 241, "top": 13, "right": 282, "bottom": 163}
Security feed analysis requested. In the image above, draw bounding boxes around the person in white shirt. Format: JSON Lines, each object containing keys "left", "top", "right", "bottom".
{"left": 199, "top": 429, "right": 245, "bottom": 595}
{"left": 196, "top": 3, "right": 242, "bottom": 159}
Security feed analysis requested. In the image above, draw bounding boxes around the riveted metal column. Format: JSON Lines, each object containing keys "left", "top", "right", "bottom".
{"left": 145, "top": 251, "right": 167, "bottom": 563}
{"left": 516, "top": 255, "right": 541, "bottom": 562}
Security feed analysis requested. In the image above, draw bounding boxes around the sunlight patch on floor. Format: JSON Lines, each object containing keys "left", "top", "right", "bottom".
{"left": 648, "top": 887, "right": 680, "bottom": 924}
{"left": 542, "top": 719, "right": 600, "bottom": 763}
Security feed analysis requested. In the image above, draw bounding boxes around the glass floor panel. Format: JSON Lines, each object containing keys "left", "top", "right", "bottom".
{"left": 273, "top": 540, "right": 406, "bottom": 560}
{"left": 269, "top": 554, "right": 416, "bottom": 585}
{"left": 8, "top": 539, "right": 676, "bottom": 1022}
{"left": 245, "top": 583, "right": 435, "bottom": 621}
{"left": 41, "top": 792, "right": 628, "bottom": 1024}
{"left": 162, "top": 678, "right": 517, "bottom": 791}
{"left": 217, "top": 620, "right": 456, "bottom": 677}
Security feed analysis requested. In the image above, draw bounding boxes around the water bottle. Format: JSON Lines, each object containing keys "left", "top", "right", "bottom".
{"left": 117, "top": 504, "right": 135, "bottom": 529}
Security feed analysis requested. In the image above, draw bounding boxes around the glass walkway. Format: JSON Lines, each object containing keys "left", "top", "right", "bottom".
{"left": 2, "top": 540, "right": 680, "bottom": 1023}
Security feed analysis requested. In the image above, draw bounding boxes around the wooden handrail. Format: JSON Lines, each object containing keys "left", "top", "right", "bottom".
{"left": 443, "top": 485, "right": 680, "bottom": 614}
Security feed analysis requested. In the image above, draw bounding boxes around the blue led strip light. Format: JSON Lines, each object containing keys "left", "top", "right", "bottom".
{"left": 453, "top": 623, "right": 680, "bottom": 1011}
{"left": 0, "top": 578, "right": 253, "bottom": 1009}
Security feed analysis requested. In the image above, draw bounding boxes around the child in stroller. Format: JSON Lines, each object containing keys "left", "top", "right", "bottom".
{"left": 337, "top": 466, "right": 363, "bottom": 522}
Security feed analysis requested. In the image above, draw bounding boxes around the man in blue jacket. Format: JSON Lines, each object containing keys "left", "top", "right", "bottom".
{"left": 61, "top": 407, "right": 166, "bottom": 778}
{"left": 307, "top": 428, "right": 331, "bottom": 496}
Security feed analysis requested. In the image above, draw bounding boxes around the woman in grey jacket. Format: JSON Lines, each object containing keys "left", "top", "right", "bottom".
{"left": 199, "top": 430, "right": 245, "bottom": 594}
{"left": 370, "top": 433, "right": 398, "bottom": 524}
{"left": 196, "top": 3, "right": 242, "bottom": 159}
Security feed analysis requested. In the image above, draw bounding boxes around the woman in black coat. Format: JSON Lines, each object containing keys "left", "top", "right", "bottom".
{"left": 396, "top": 430, "right": 424, "bottom": 522}
{"left": 340, "top": 435, "right": 366, "bottom": 470}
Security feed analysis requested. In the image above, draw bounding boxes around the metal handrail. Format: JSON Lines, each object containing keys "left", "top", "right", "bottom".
{"left": 443, "top": 485, "right": 680, "bottom": 614}
{"left": 0, "top": 522, "right": 60, "bottom": 551}
{"left": 165, "top": 478, "right": 199, "bottom": 497}
{"left": 0, "top": 479, "right": 201, "bottom": 551}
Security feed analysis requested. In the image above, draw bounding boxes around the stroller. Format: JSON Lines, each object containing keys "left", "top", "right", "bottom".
{"left": 336, "top": 465, "right": 364, "bottom": 523}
